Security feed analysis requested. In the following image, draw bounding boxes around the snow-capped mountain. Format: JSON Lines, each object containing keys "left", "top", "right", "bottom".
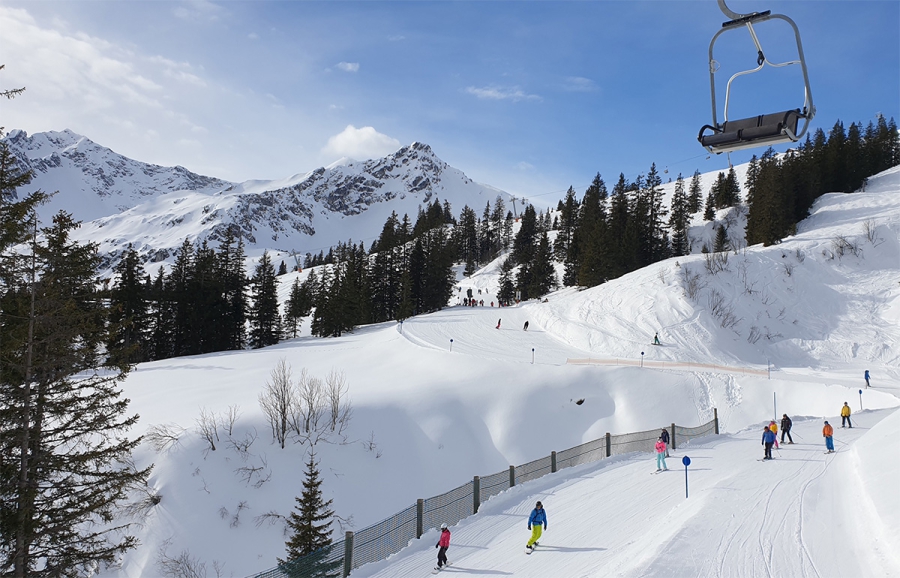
{"left": 3, "top": 130, "right": 510, "bottom": 268}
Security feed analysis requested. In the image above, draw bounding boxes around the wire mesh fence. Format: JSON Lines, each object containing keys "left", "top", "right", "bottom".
{"left": 250, "top": 413, "right": 717, "bottom": 578}
{"left": 423, "top": 481, "right": 475, "bottom": 532}
{"left": 351, "top": 504, "right": 417, "bottom": 569}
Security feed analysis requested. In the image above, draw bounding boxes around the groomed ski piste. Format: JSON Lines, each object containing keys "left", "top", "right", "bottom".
{"left": 109, "top": 166, "right": 900, "bottom": 578}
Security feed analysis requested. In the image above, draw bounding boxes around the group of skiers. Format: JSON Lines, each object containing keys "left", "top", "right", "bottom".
{"left": 760, "top": 402, "right": 854, "bottom": 459}
{"left": 433, "top": 402, "right": 860, "bottom": 571}
{"left": 434, "top": 501, "right": 548, "bottom": 572}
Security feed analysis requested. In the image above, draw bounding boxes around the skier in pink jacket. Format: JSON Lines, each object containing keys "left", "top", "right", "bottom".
{"left": 655, "top": 437, "right": 668, "bottom": 471}
{"left": 434, "top": 523, "right": 451, "bottom": 571}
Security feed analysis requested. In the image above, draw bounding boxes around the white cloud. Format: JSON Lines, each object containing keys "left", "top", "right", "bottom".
{"left": 336, "top": 62, "right": 360, "bottom": 73}
{"left": 322, "top": 125, "right": 401, "bottom": 160}
{"left": 515, "top": 161, "right": 535, "bottom": 171}
{"left": 173, "top": 0, "right": 226, "bottom": 22}
{"left": 248, "top": 32, "right": 259, "bottom": 40}
{"left": 465, "top": 85, "right": 541, "bottom": 102}
{"left": 563, "top": 76, "right": 599, "bottom": 92}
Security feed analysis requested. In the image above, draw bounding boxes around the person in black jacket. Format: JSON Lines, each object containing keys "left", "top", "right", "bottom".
{"left": 780, "top": 414, "right": 794, "bottom": 444}
{"left": 659, "top": 428, "right": 670, "bottom": 457}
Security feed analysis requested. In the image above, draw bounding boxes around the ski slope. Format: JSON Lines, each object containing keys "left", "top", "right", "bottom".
{"left": 105, "top": 166, "right": 900, "bottom": 577}
{"left": 352, "top": 409, "right": 900, "bottom": 578}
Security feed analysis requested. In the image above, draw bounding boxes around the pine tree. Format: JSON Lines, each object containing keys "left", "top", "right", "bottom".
{"left": 218, "top": 229, "right": 248, "bottom": 351}
{"left": 279, "top": 452, "right": 340, "bottom": 577}
{"left": 147, "top": 266, "right": 174, "bottom": 360}
{"left": 688, "top": 170, "right": 703, "bottom": 214}
{"left": 703, "top": 190, "right": 716, "bottom": 221}
{"left": 0, "top": 209, "right": 150, "bottom": 576}
{"left": 575, "top": 174, "right": 608, "bottom": 288}
{"left": 668, "top": 174, "right": 690, "bottom": 257}
{"left": 107, "top": 244, "right": 149, "bottom": 364}
{"left": 249, "top": 251, "right": 281, "bottom": 348}
{"left": 497, "top": 257, "right": 516, "bottom": 306}
{"left": 713, "top": 224, "right": 730, "bottom": 253}
{"left": 526, "top": 232, "right": 557, "bottom": 299}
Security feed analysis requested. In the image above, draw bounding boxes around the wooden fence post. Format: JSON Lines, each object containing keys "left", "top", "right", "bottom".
{"left": 416, "top": 499, "right": 424, "bottom": 538}
{"left": 343, "top": 531, "right": 354, "bottom": 577}
{"left": 551, "top": 451, "right": 557, "bottom": 473}
{"left": 473, "top": 476, "right": 480, "bottom": 514}
{"left": 714, "top": 408, "right": 719, "bottom": 434}
{"left": 605, "top": 432, "right": 611, "bottom": 457}
{"left": 509, "top": 465, "right": 516, "bottom": 487}
{"left": 671, "top": 423, "right": 676, "bottom": 451}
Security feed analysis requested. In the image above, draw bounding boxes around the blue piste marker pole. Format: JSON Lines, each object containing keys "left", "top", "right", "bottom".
{"left": 859, "top": 389, "right": 863, "bottom": 411}
{"left": 449, "top": 339, "right": 453, "bottom": 352}
{"left": 682, "top": 456, "right": 691, "bottom": 498}
{"left": 641, "top": 351, "right": 644, "bottom": 368}
{"left": 532, "top": 348, "right": 535, "bottom": 364}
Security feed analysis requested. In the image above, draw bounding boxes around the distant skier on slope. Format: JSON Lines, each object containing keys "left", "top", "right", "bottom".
{"left": 434, "top": 523, "right": 451, "bottom": 572}
{"left": 659, "top": 428, "right": 670, "bottom": 457}
{"left": 864, "top": 369, "right": 870, "bottom": 388}
{"left": 526, "top": 501, "right": 547, "bottom": 553}
{"left": 823, "top": 421, "right": 835, "bottom": 453}
{"left": 762, "top": 425, "right": 776, "bottom": 460}
{"left": 655, "top": 437, "right": 668, "bottom": 470}
{"left": 780, "top": 414, "right": 794, "bottom": 444}
{"left": 841, "top": 402, "right": 853, "bottom": 428}
{"left": 496, "top": 318, "right": 501, "bottom": 329}
{"left": 523, "top": 321, "right": 529, "bottom": 331}
{"left": 653, "top": 332, "right": 661, "bottom": 345}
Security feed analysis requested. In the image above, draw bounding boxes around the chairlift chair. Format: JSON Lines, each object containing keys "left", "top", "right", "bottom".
{"left": 698, "top": 0, "right": 815, "bottom": 154}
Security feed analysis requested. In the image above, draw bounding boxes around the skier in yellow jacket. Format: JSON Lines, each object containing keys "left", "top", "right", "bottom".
{"left": 840, "top": 402, "right": 852, "bottom": 428}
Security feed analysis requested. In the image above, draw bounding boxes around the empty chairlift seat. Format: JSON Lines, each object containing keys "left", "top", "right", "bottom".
{"left": 699, "top": 109, "right": 802, "bottom": 153}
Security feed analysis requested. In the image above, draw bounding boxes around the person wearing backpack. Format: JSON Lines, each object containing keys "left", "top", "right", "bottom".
{"left": 761, "top": 425, "right": 776, "bottom": 460}
{"left": 526, "top": 501, "right": 547, "bottom": 552}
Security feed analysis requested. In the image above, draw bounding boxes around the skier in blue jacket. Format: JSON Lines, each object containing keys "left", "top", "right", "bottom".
{"left": 526, "top": 501, "right": 547, "bottom": 552}
{"left": 761, "top": 426, "right": 776, "bottom": 460}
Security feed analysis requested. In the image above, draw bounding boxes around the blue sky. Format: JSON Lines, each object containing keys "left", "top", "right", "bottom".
{"left": 1, "top": 1, "right": 897, "bottom": 203}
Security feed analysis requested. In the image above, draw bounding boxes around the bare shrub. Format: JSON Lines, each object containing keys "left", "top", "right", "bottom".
{"left": 657, "top": 267, "right": 667, "bottom": 285}
{"left": 831, "top": 235, "right": 861, "bottom": 259}
{"left": 196, "top": 408, "right": 220, "bottom": 452}
{"left": 707, "top": 289, "right": 742, "bottom": 329}
{"left": 156, "top": 540, "right": 208, "bottom": 578}
{"left": 259, "top": 359, "right": 294, "bottom": 449}
{"left": 363, "top": 431, "right": 382, "bottom": 458}
{"left": 783, "top": 262, "right": 794, "bottom": 277}
{"left": 681, "top": 265, "right": 705, "bottom": 301}
{"left": 737, "top": 259, "right": 755, "bottom": 295}
{"left": 747, "top": 326, "right": 761, "bottom": 344}
{"left": 293, "top": 369, "right": 326, "bottom": 439}
{"left": 326, "top": 370, "right": 353, "bottom": 436}
{"left": 704, "top": 250, "right": 729, "bottom": 275}
{"left": 254, "top": 510, "right": 286, "bottom": 529}
{"left": 220, "top": 405, "right": 240, "bottom": 436}
{"left": 145, "top": 423, "right": 186, "bottom": 453}
{"left": 794, "top": 248, "right": 805, "bottom": 263}
{"left": 235, "top": 455, "right": 271, "bottom": 488}
{"left": 863, "top": 219, "right": 883, "bottom": 246}
{"left": 227, "top": 427, "right": 257, "bottom": 460}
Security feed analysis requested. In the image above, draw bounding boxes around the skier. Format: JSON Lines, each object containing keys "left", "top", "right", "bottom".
{"left": 523, "top": 321, "right": 529, "bottom": 331}
{"left": 823, "top": 420, "right": 835, "bottom": 453}
{"left": 864, "top": 369, "right": 870, "bottom": 388}
{"left": 780, "top": 414, "right": 794, "bottom": 444}
{"left": 841, "top": 402, "right": 852, "bottom": 428}
{"left": 434, "top": 523, "right": 451, "bottom": 572}
{"left": 496, "top": 318, "right": 501, "bottom": 329}
{"left": 653, "top": 332, "right": 661, "bottom": 345}
{"left": 659, "top": 428, "right": 670, "bottom": 457}
{"left": 655, "top": 437, "right": 668, "bottom": 470}
{"left": 762, "top": 425, "right": 776, "bottom": 460}
{"left": 768, "top": 420, "right": 780, "bottom": 448}
{"left": 525, "top": 501, "right": 547, "bottom": 553}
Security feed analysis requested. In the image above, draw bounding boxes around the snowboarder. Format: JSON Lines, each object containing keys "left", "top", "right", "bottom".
{"left": 864, "top": 369, "right": 870, "bottom": 388}
{"left": 780, "top": 414, "right": 794, "bottom": 444}
{"left": 768, "top": 420, "right": 780, "bottom": 448}
{"left": 762, "top": 425, "right": 776, "bottom": 460}
{"left": 655, "top": 437, "right": 668, "bottom": 470}
{"left": 523, "top": 321, "right": 529, "bottom": 331}
{"left": 841, "top": 402, "right": 852, "bottom": 428}
{"left": 659, "top": 428, "right": 670, "bottom": 457}
{"left": 823, "top": 421, "right": 835, "bottom": 453}
{"left": 653, "top": 332, "right": 660, "bottom": 345}
{"left": 526, "top": 501, "right": 547, "bottom": 552}
{"left": 496, "top": 318, "right": 501, "bottom": 329}
{"left": 434, "top": 523, "right": 451, "bottom": 572}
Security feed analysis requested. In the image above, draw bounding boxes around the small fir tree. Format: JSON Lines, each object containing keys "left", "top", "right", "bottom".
{"left": 281, "top": 452, "right": 335, "bottom": 561}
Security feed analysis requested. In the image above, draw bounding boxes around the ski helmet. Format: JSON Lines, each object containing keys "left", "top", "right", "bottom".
{"left": 441, "top": 523, "right": 448, "bottom": 529}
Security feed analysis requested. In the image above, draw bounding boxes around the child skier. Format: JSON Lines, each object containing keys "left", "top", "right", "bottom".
{"left": 434, "top": 523, "right": 451, "bottom": 572}
{"left": 823, "top": 421, "right": 835, "bottom": 453}
{"left": 768, "top": 420, "right": 779, "bottom": 448}
{"left": 526, "top": 501, "right": 547, "bottom": 552}
{"left": 655, "top": 437, "right": 668, "bottom": 470}
{"left": 762, "top": 425, "right": 776, "bottom": 460}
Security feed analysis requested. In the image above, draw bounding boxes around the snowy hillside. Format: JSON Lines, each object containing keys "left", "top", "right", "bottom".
{"left": 98, "top": 167, "right": 900, "bottom": 577}
{"left": 3, "top": 131, "right": 510, "bottom": 270}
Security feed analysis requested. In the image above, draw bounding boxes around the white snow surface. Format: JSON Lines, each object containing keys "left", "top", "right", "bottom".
{"left": 102, "top": 167, "right": 900, "bottom": 578}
